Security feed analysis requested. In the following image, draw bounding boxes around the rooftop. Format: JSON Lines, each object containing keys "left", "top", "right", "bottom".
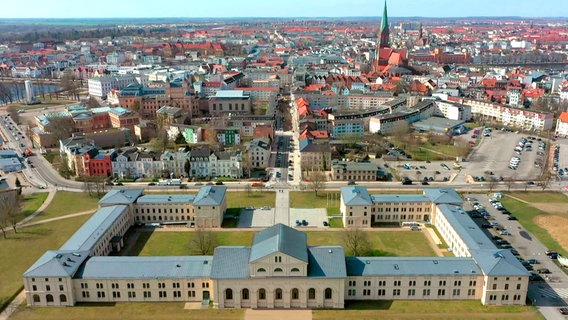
{"left": 346, "top": 256, "right": 481, "bottom": 277}
{"left": 192, "top": 186, "right": 227, "bottom": 206}
{"left": 136, "top": 194, "right": 196, "bottom": 204}
{"left": 250, "top": 223, "right": 308, "bottom": 263}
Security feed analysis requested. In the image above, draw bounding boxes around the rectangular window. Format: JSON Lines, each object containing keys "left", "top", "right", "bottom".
{"left": 393, "top": 289, "right": 400, "bottom": 296}
{"left": 452, "top": 289, "right": 460, "bottom": 296}
{"left": 377, "top": 289, "right": 385, "bottom": 296}
{"left": 438, "top": 289, "right": 445, "bottom": 296}
{"left": 423, "top": 289, "right": 430, "bottom": 296}
{"left": 408, "top": 289, "right": 416, "bottom": 296}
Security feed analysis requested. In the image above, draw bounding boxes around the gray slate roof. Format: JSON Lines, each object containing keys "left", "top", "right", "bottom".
{"left": 75, "top": 256, "right": 213, "bottom": 279}
{"left": 345, "top": 257, "right": 482, "bottom": 277}
{"left": 471, "top": 249, "right": 530, "bottom": 276}
{"left": 250, "top": 224, "right": 308, "bottom": 263}
{"left": 423, "top": 188, "right": 464, "bottom": 205}
{"left": 210, "top": 246, "right": 251, "bottom": 279}
{"left": 98, "top": 189, "right": 144, "bottom": 206}
{"left": 371, "top": 194, "right": 430, "bottom": 203}
{"left": 193, "top": 186, "right": 226, "bottom": 206}
{"left": 59, "top": 205, "right": 128, "bottom": 253}
{"left": 307, "top": 246, "right": 347, "bottom": 278}
{"left": 24, "top": 250, "right": 90, "bottom": 278}
{"left": 136, "top": 194, "right": 196, "bottom": 204}
{"left": 341, "top": 187, "right": 373, "bottom": 206}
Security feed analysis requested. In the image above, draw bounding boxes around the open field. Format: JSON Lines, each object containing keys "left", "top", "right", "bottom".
{"left": 30, "top": 191, "right": 100, "bottom": 222}
{"left": 507, "top": 192, "right": 568, "bottom": 203}
{"left": 129, "top": 229, "right": 435, "bottom": 257}
{"left": 289, "top": 191, "right": 341, "bottom": 215}
{"left": 500, "top": 197, "right": 568, "bottom": 257}
{"left": 11, "top": 302, "right": 245, "bottom": 320}
{"left": 313, "top": 300, "right": 542, "bottom": 320}
{"left": 0, "top": 215, "right": 90, "bottom": 311}
{"left": 227, "top": 191, "right": 275, "bottom": 209}
{"left": 18, "top": 192, "right": 48, "bottom": 220}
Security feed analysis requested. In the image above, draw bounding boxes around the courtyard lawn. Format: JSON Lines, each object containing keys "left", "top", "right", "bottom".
{"left": 506, "top": 192, "right": 568, "bottom": 203}
{"left": 500, "top": 197, "right": 568, "bottom": 257}
{"left": 227, "top": 191, "right": 275, "bottom": 209}
{"left": 0, "top": 215, "right": 91, "bottom": 311}
{"left": 313, "top": 300, "right": 542, "bottom": 320}
{"left": 18, "top": 192, "right": 48, "bottom": 220}
{"left": 131, "top": 230, "right": 435, "bottom": 258}
{"left": 11, "top": 302, "right": 245, "bottom": 320}
{"left": 31, "top": 191, "right": 100, "bottom": 222}
{"left": 306, "top": 230, "right": 435, "bottom": 257}
{"left": 329, "top": 218, "right": 344, "bottom": 228}
{"left": 289, "top": 191, "right": 342, "bottom": 215}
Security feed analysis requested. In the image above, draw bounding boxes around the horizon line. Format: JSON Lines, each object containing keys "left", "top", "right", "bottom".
{"left": 0, "top": 15, "right": 564, "bottom": 20}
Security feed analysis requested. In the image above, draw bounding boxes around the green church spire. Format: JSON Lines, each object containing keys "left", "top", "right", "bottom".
{"left": 379, "top": 0, "right": 390, "bottom": 48}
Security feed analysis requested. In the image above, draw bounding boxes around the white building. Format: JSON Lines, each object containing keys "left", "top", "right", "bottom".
{"left": 556, "top": 112, "right": 568, "bottom": 137}
{"left": 88, "top": 74, "right": 137, "bottom": 98}
{"left": 433, "top": 100, "right": 472, "bottom": 121}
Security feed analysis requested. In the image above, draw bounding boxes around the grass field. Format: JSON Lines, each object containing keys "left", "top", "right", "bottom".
{"left": 289, "top": 191, "right": 342, "bottom": 215}
{"left": 0, "top": 215, "right": 91, "bottom": 311}
{"left": 227, "top": 191, "right": 275, "bottom": 209}
{"left": 18, "top": 192, "right": 48, "bottom": 220}
{"left": 130, "top": 230, "right": 435, "bottom": 257}
{"left": 500, "top": 197, "right": 568, "bottom": 257}
{"left": 11, "top": 302, "right": 245, "bottom": 320}
{"left": 506, "top": 192, "right": 568, "bottom": 203}
{"left": 313, "top": 300, "right": 542, "bottom": 320}
{"left": 31, "top": 191, "right": 100, "bottom": 222}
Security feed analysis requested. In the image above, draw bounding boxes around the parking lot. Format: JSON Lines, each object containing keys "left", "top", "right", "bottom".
{"left": 384, "top": 160, "right": 455, "bottom": 184}
{"left": 237, "top": 206, "right": 329, "bottom": 228}
{"left": 238, "top": 207, "right": 275, "bottom": 227}
{"left": 465, "top": 130, "right": 545, "bottom": 181}
{"left": 289, "top": 208, "right": 328, "bottom": 228}
{"left": 553, "top": 139, "right": 568, "bottom": 181}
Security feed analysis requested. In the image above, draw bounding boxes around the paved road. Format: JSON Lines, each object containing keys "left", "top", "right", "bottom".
{"left": 274, "top": 189, "right": 290, "bottom": 225}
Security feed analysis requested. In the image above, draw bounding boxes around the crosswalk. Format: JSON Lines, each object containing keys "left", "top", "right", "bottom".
{"left": 538, "top": 287, "right": 568, "bottom": 299}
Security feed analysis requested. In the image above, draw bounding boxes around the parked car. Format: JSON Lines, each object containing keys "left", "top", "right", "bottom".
{"left": 545, "top": 249, "right": 558, "bottom": 256}
{"left": 507, "top": 216, "right": 518, "bottom": 220}
{"left": 536, "top": 268, "right": 551, "bottom": 274}
{"left": 559, "top": 307, "right": 568, "bottom": 315}
{"left": 148, "top": 182, "right": 156, "bottom": 186}
{"left": 527, "top": 259, "right": 539, "bottom": 265}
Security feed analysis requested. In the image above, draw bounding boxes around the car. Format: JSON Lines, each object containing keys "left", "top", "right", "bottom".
{"left": 115, "top": 182, "right": 123, "bottom": 186}
{"left": 246, "top": 206, "right": 255, "bottom": 210}
{"left": 20, "top": 143, "right": 25, "bottom": 147}
{"left": 421, "top": 181, "right": 429, "bottom": 185}
{"left": 261, "top": 206, "right": 270, "bottom": 210}
{"left": 347, "top": 180, "right": 357, "bottom": 185}
{"left": 195, "top": 182, "right": 203, "bottom": 186}
{"left": 301, "top": 219, "right": 308, "bottom": 226}
{"left": 215, "top": 181, "right": 224, "bottom": 185}
{"left": 527, "top": 259, "right": 539, "bottom": 265}
{"left": 402, "top": 178, "right": 413, "bottom": 185}
{"left": 536, "top": 268, "right": 551, "bottom": 274}
{"left": 545, "top": 249, "right": 558, "bottom": 256}
{"left": 507, "top": 216, "right": 518, "bottom": 220}
{"left": 148, "top": 182, "right": 156, "bottom": 186}
{"left": 481, "top": 223, "right": 492, "bottom": 228}
{"left": 295, "top": 220, "right": 301, "bottom": 226}
{"left": 410, "top": 226, "right": 421, "bottom": 231}
{"left": 496, "top": 239, "right": 509, "bottom": 245}
{"left": 549, "top": 253, "right": 558, "bottom": 259}
{"left": 526, "top": 181, "right": 535, "bottom": 185}
{"left": 500, "top": 230, "right": 511, "bottom": 235}
{"left": 466, "top": 197, "right": 477, "bottom": 202}
{"left": 559, "top": 307, "right": 568, "bottom": 315}
{"left": 323, "top": 221, "right": 329, "bottom": 227}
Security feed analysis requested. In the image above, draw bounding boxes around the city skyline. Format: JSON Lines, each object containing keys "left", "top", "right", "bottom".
{"left": 0, "top": 0, "right": 566, "bottom": 19}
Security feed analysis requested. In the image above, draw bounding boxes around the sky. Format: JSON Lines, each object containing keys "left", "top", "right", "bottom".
{"left": 0, "top": 0, "right": 567, "bottom": 19}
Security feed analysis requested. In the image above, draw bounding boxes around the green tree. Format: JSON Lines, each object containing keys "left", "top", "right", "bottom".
{"left": 184, "top": 159, "right": 191, "bottom": 177}
{"left": 175, "top": 132, "right": 186, "bottom": 144}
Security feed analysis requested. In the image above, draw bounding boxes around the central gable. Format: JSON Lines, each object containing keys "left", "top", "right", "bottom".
{"left": 249, "top": 224, "right": 308, "bottom": 263}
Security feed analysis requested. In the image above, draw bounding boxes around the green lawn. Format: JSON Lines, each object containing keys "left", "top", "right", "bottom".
{"left": 506, "top": 192, "right": 568, "bottom": 203}
{"left": 500, "top": 197, "right": 568, "bottom": 257}
{"left": 31, "top": 191, "right": 100, "bottom": 222}
{"left": 227, "top": 191, "right": 275, "bottom": 209}
{"left": 329, "top": 218, "right": 344, "bottom": 228}
{"left": 18, "top": 192, "right": 48, "bottom": 220}
{"left": 42, "top": 151, "right": 59, "bottom": 164}
{"left": 132, "top": 230, "right": 435, "bottom": 258}
{"left": 306, "top": 231, "right": 435, "bottom": 257}
{"left": 0, "top": 215, "right": 91, "bottom": 311}
{"left": 11, "top": 302, "right": 245, "bottom": 320}
{"left": 289, "top": 191, "right": 341, "bottom": 214}
{"left": 314, "top": 300, "right": 542, "bottom": 320}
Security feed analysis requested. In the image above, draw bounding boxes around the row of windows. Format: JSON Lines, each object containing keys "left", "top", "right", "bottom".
{"left": 225, "top": 288, "right": 332, "bottom": 301}
{"left": 256, "top": 267, "right": 300, "bottom": 273}
{"left": 31, "top": 284, "right": 65, "bottom": 292}
{"left": 136, "top": 207, "right": 195, "bottom": 214}
{"left": 32, "top": 294, "right": 66, "bottom": 303}
{"left": 348, "top": 280, "right": 477, "bottom": 287}
{"left": 488, "top": 294, "right": 522, "bottom": 301}
{"left": 80, "top": 282, "right": 207, "bottom": 290}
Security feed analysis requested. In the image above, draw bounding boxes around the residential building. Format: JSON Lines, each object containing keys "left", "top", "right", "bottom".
{"left": 432, "top": 100, "right": 472, "bottom": 121}
{"left": 369, "top": 100, "right": 436, "bottom": 135}
{"left": 88, "top": 74, "right": 137, "bottom": 98}
{"left": 248, "top": 138, "right": 271, "bottom": 168}
{"left": 332, "top": 160, "right": 385, "bottom": 181}
{"left": 156, "top": 106, "right": 184, "bottom": 126}
{"left": 208, "top": 90, "right": 252, "bottom": 116}
{"left": 556, "top": 112, "right": 568, "bottom": 137}
{"left": 462, "top": 99, "right": 554, "bottom": 131}
{"left": 216, "top": 128, "right": 241, "bottom": 146}
{"left": 299, "top": 139, "right": 332, "bottom": 172}
{"left": 118, "top": 80, "right": 194, "bottom": 119}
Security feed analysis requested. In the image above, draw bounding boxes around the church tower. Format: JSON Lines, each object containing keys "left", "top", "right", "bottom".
{"left": 378, "top": 0, "right": 390, "bottom": 49}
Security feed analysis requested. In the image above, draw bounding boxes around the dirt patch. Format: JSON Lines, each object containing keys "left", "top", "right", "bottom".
{"left": 535, "top": 215, "right": 568, "bottom": 249}
{"left": 531, "top": 203, "right": 568, "bottom": 215}
{"left": 246, "top": 309, "right": 312, "bottom": 320}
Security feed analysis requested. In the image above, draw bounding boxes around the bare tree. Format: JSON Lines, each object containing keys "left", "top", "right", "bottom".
{"left": 190, "top": 228, "right": 216, "bottom": 255}
{"left": 538, "top": 172, "right": 554, "bottom": 191}
{"left": 342, "top": 228, "right": 370, "bottom": 256}
{"left": 47, "top": 116, "right": 75, "bottom": 142}
{"left": 6, "top": 105, "right": 20, "bottom": 124}
{"left": 0, "top": 193, "right": 21, "bottom": 238}
{"left": 309, "top": 170, "right": 326, "bottom": 196}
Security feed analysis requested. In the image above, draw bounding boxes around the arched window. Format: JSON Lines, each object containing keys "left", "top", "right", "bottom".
{"left": 259, "top": 288, "right": 266, "bottom": 300}
{"left": 32, "top": 294, "right": 40, "bottom": 303}
{"left": 274, "top": 268, "right": 283, "bottom": 272}
{"left": 291, "top": 268, "right": 300, "bottom": 272}
{"left": 242, "top": 288, "right": 249, "bottom": 300}
{"left": 225, "top": 288, "right": 233, "bottom": 300}
{"left": 46, "top": 294, "right": 54, "bottom": 303}
{"left": 291, "top": 288, "right": 299, "bottom": 300}
{"left": 257, "top": 268, "right": 266, "bottom": 272}
{"left": 275, "top": 288, "right": 283, "bottom": 300}
{"left": 324, "top": 288, "right": 332, "bottom": 300}
{"left": 60, "top": 294, "right": 67, "bottom": 303}
{"left": 308, "top": 288, "right": 316, "bottom": 300}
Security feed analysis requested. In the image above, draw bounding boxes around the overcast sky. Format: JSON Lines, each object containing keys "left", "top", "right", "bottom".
{"left": 1, "top": 0, "right": 566, "bottom": 18}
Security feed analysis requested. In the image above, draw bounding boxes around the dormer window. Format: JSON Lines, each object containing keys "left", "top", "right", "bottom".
{"left": 291, "top": 268, "right": 300, "bottom": 272}
{"left": 274, "top": 268, "right": 283, "bottom": 272}
{"left": 257, "top": 268, "right": 266, "bottom": 272}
